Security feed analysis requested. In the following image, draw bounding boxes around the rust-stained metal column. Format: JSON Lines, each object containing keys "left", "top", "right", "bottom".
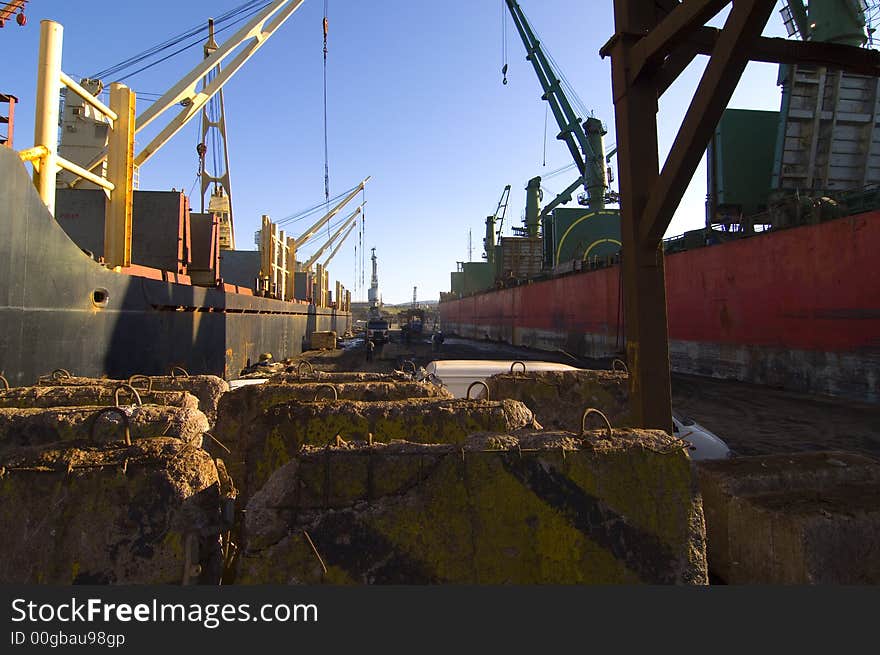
{"left": 606, "top": 1, "right": 669, "bottom": 432}
{"left": 604, "top": 0, "right": 777, "bottom": 431}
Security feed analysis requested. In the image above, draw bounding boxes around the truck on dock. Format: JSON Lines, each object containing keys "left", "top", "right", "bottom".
{"left": 366, "top": 314, "right": 390, "bottom": 344}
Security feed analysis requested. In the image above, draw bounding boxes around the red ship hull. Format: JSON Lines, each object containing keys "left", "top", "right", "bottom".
{"left": 440, "top": 211, "right": 880, "bottom": 403}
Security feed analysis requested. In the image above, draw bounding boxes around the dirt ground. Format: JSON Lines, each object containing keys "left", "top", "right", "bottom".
{"left": 295, "top": 332, "right": 880, "bottom": 460}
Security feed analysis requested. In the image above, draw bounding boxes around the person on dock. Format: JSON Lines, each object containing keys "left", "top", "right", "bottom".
{"left": 432, "top": 330, "right": 444, "bottom": 353}
{"left": 366, "top": 338, "right": 375, "bottom": 362}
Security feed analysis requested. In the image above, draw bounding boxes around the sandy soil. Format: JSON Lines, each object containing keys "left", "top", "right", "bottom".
{"left": 295, "top": 332, "right": 880, "bottom": 459}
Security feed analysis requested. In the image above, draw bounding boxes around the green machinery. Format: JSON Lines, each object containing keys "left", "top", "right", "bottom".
{"left": 707, "top": 1, "right": 879, "bottom": 233}
{"left": 502, "top": 0, "right": 620, "bottom": 271}
{"left": 504, "top": 0, "right": 610, "bottom": 221}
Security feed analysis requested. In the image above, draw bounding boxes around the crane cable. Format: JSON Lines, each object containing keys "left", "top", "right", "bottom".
{"left": 501, "top": 1, "right": 508, "bottom": 85}
{"left": 322, "top": 1, "right": 331, "bottom": 215}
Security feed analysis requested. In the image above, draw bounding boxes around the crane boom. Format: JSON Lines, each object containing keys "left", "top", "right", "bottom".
{"left": 302, "top": 205, "right": 363, "bottom": 271}
{"left": 504, "top": 0, "right": 607, "bottom": 210}
{"left": 294, "top": 177, "right": 370, "bottom": 248}
{"left": 134, "top": 0, "right": 306, "bottom": 168}
{"left": 69, "top": 0, "right": 307, "bottom": 183}
{"left": 322, "top": 220, "right": 358, "bottom": 268}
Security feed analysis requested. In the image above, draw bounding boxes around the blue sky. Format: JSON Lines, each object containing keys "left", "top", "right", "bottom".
{"left": 1, "top": 1, "right": 792, "bottom": 304}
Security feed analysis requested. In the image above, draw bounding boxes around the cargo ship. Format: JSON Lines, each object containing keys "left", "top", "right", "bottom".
{"left": 0, "top": 2, "right": 354, "bottom": 385}
{"left": 441, "top": 0, "right": 880, "bottom": 405}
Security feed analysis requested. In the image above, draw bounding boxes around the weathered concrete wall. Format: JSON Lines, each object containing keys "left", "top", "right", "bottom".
{"left": 0, "top": 406, "right": 209, "bottom": 450}
{"left": 239, "top": 430, "right": 707, "bottom": 584}
{"left": 215, "top": 381, "right": 454, "bottom": 449}
{"left": 0, "top": 385, "right": 199, "bottom": 412}
{"left": 36, "top": 375, "right": 228, "bottom": 426}
{"left": 483, "top": 370, "right": 631, "bottom": 431}
{"left": 696, "top": 452, "right": 880, "bottom": 583}
{"left": 229, "top": 398, "right": 540, "bottom": 501}
{"left": 0, "top": 438, "right": 222, "bottom": 584}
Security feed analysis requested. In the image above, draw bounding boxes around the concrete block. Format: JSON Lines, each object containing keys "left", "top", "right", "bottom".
{"left": 310, "top": 331, "right": 337, "bottom": 350}
{"left": 696, "top": 452, "right": 880, "bottom": 582}
{"left": 483, "top": 370, "right": 632, "bottom": 431}
{"left": 0, "top": 385, "right": 199, "bottom": 412}
{"left": 214, "top": 381, "right": 454, "bottom": 453}
{"left": 0, "top": 405, "right": 210, "bottom": 451}
{"left": 239, "top": 429, "right": 707, "bottom": 584}
{"left": 726, "top": 483, "right": 880, "bottom": 584}
{"left": 0, "top": 438, "right": 222, "bottom": 584}
{"left": 267, "top": 370, "right": 425, "bottom": 384}
{"left": 37, "top": 374, "right": 228, "bottom": 426}
{"left": 230, "top": 398, "right": 541, "bottom": 501}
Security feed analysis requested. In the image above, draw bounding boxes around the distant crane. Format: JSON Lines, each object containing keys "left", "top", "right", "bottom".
{"left": 503, "top": 0, "right": 610, "bottom": 230}
{"left": 368, "top": 247, "right": 380, "bottom": 309}
{"left": 484, "top": 184, "right": 510, "bottom": 264}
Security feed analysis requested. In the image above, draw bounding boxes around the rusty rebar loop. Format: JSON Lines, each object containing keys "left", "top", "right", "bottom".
{"left": 127, "top": 374, "right": 153, "bottom": 393}
{"left": 114, "top": 383, "right": 143, "bottom": 408}
{"left": 313, "top": 384, "right": 338, "bottom": 401}
{"left": 51, "top": 368, "right": 72, "bottom": 381}
{"left": 466, "top": 380, "right": 490, "bottom": 400}
{"left": 302, "top": 530, "right": 328, "bottom": 576}
{"left": 90, "top": 406, "right": 132, "bottom": 446}
{"left": 0, "top": 374, "right": 8, "bottom": 391}
{"left": 297, "top": 360, "right": 315, "bottom": 380}
{"left": 580, "top": 407, "right": 613, "bottom": 439}
{"left": 169, "top": 366, "right": 189, "bottom": 379}
{"left": 611, "top": 359, "right": 629, "bottom": 374}
{"left": 401, "top": 359, "right": 416, "bottom": 374}
{"left": 509, "top": 360, "right": 526, "bottom": 374}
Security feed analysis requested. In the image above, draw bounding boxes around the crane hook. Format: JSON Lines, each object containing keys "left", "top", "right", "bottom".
{"left": 502, "top": 63, "right": 508, "bottom": 85}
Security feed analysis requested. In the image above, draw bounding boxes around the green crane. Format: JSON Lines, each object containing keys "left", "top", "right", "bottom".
{"left": 780, "top": 0, "right": 868, "bottom": 46}
{"left": 504, "top": 0, "right": 608, "bottom": 229}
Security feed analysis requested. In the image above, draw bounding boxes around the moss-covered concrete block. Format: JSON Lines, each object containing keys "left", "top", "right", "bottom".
{"left": 214, "top": 381, "right": 453, "bottom": 451}
{"left": 483, "top": 370, "right": 632, "bottom": 431}
{"left": 696, "top": 452, "right": 880, "bottom": 582}
{"left": 239, "top": 430, "right": 707, "bottom": 585}
{"left": 0, "top": 438, "right": 222, "bottom": 584}
{"left": 232, "top": 398, "right": 540, "bottom": 501}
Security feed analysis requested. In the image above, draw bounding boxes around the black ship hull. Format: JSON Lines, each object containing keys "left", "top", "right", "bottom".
{"left": 0, "top": 147, "right": 349, "bottom": 385}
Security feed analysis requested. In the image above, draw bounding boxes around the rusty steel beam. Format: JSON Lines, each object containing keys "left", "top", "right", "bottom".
{"left": 639, "top": 0, "right": 777, "bottom": 247}
{"left": 605, "top": 0, "right": 880, "bottom": 433}
{"left": 655, "top": 43, "right": 702, "bottom": 96}
{"left": 629, "top": 0, "right": 728, "bottom": 81}
{"left": 688, "top": 26, "right": 880, "bottom": 75}
{"left": 607, "top": 1, "right": 672, "bottom": 433}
